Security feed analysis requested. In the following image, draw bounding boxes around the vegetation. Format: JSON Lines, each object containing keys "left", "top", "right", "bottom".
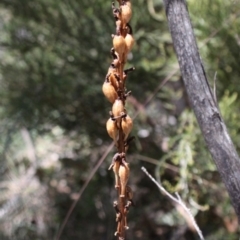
{"left": 0, "top": 0, "right": 239, "bottom": 239}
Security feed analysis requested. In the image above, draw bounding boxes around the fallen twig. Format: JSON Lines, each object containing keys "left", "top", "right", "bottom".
{"left": 141, "top": 166, "right": 204, "bottom": 240}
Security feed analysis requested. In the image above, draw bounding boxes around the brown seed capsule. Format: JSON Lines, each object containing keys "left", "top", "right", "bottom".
{"left": 113, "top": 160, "right": 121, "bottom": 189}
{"left": 112, "top": 99, "right": 125, "bottom": 119}
{"left": 120, "top": 4, "right": 132, "bottom": 29}
{"left": 121, "top": 113, "right": 133, "bottom": 141}
{"left": 124, "top": 33, "right": 134, "bottom": 54}
{"left": 112, "top": 34, "right": 126, "bottom": 63}
{"left": 102, "top": 79, "right": 118, "bottom": 103}
{"left": 106, "top": 118, "right": 119, "bottom": 146}
{"left": 119, "top": 162, "right": 130, "bottom": 197}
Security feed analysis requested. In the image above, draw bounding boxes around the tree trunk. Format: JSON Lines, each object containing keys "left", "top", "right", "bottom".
{"left": 162, "top": 0, "right": 240, "bottom": 220}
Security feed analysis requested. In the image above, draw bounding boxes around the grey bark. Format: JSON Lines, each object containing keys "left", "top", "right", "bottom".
{"left": 162, "top": 0, "right": 240, "bottom": 220}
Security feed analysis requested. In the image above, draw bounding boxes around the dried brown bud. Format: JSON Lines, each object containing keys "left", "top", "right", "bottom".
{"left": 119, "top": 162, "right": 130, "bottom": 197}
{"left": 106, "top": 118, "right": 119, "bottom": 146}
{"left": 112, "top": 34, "right": 126, "bottom": 63}
{"left": 113, "top": 160, "right": 121, "bottom": 189}
{"left": 102, "top": 79, "right": 118, "bottom": 103}
{"left": 124, "top": 33, "right": 134, "bottom": 55}
{"left": 121, "top": 114, "right": 133, "bottom": 141}
{"left": 112, "top": 99, "right": 125, "bottom": 120}
{"left": 120, "top": 4, "right": 132, "bottom": 28}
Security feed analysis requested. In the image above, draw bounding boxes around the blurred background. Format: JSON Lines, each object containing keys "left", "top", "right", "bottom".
{"left": 0, "top": 0, "right": 240, "bottom": 239}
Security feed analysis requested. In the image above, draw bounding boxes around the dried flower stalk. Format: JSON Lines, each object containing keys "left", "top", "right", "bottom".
{"left": 103, "top": 1, "right": 135, "bottom": 239}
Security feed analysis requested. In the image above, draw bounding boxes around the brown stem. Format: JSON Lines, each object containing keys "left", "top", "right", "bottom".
{"left": 117, "top": 128, "right": 127, "bottom": 239}
{"left": 118, "top": 196, "right": 126, "bottom": 239}
{"left": 109, "top": 1, "right": 133, "bottom": 239}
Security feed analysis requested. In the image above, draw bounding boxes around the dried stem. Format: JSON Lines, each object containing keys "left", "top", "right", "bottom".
{"left": 105, "top": 1, "right": 135, "bottom": 238}
{"left": 141, "top": 166, "right": 204, "bottom": 240}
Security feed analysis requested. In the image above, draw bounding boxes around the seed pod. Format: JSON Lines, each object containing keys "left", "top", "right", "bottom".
{"left": 102, "top": 79, "right": 118, "bottom": 103}
{"left": 106, "top": 118, "right": 119, "bottom": 146}
{"left": 121, "top": 114, "right": 133, "bottom": 141}
{"left": 119, "top": 162, "right": 130, "bottom": 197}
{"left": 112, "top": 99, "right": 125, "bottom": 119}
{"left": 120, "top": 4, "right": 132, "bottom": 28}
{"left": 113, "top": 160, "right": 121, "bottom": 189}
{"left": 112, "top": 34, "right": 126, "bottom": 63}
{"left": 124, "top": 33, "right": 134, "bottom": 54}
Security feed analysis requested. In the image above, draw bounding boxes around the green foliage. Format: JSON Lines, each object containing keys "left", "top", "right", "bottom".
{"left": 219, "top": 91, "right": 240, "bottom": 151}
